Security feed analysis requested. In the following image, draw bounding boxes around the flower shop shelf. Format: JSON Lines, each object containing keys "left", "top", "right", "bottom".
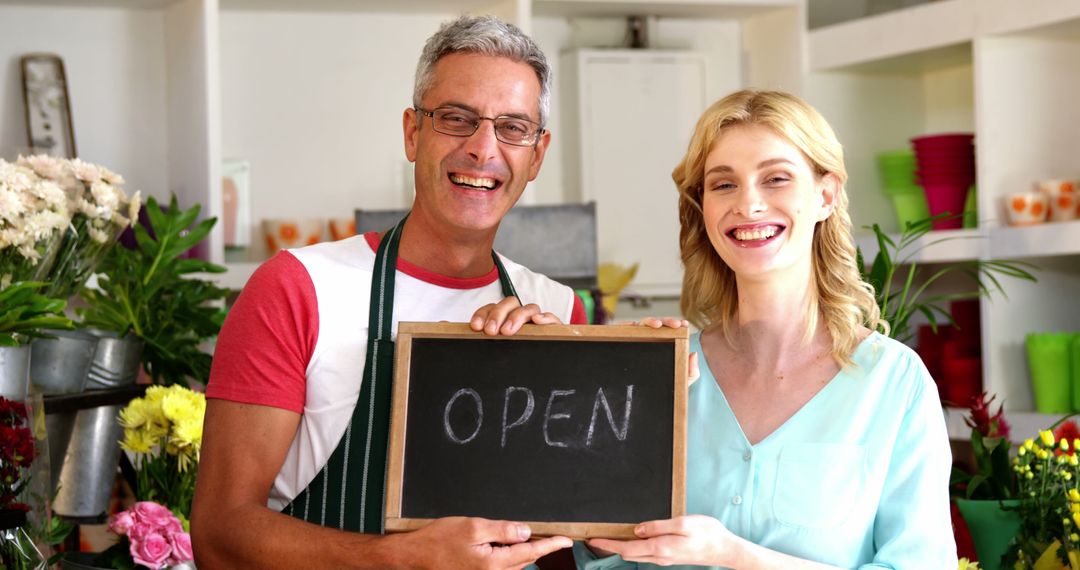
{"left": 944, "top": 406, "right": 1071, "bottom": 444}
{"left": 808, "top": 0, "right": 1080, "bottom": 72}
{"left": 809, "top": 0, "right": 975, "bottom": 72}
{"left": 42, "top": 386, "right": 147, "bottom": 415}
{"left": 988, "top": 220, "right": 1080, "bottom": 260}
{"left": 853, "top": 228, "right": 983, "bottom": 265}
{"left": 853, "top": 221, "right": 1080, "bottom": 266}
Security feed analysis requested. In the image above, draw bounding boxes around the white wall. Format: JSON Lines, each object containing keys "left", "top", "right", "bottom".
{"left": 0, "top": 4, "right": 169, "bottom": 202}
{"left": 218, "top": 11, "right": 743, "bottom": 258}
{"left": 218, "top": 10, "right": 447, "bottom": 227}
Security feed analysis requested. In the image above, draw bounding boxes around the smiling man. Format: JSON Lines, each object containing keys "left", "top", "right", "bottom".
{"left": 191, "top": 16, "right": 584, "bottom": 569}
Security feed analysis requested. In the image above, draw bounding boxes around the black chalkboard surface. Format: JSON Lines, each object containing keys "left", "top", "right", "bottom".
{"left": 385, "top": 322, "right": 689, "bottom": 539}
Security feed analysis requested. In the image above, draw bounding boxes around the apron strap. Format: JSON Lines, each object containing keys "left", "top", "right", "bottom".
{"left": 281, "top": 215, "right": 520, "bottom": 532}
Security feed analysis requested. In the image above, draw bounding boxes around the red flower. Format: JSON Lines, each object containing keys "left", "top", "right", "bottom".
{"left": 1054, "top": 421, "right": 1080, "bottom": 455}
{"left": 964, "top": 392, "right": 1011, "bottom": 440}
{"left": 0, "top": 396, "right": 36, "bottom": 511}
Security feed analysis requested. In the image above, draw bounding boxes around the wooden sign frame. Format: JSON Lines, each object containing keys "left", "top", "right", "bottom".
{"left": 385, "top": 322, "right": 689, "bottom": 539}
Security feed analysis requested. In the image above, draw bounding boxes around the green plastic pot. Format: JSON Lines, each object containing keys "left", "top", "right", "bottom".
{"left": 1027, "top": 333, "right": 1073, "bottom": 414}
{"left": 955, "top": 498, "right": 1021, "bottom": 570}
{"left": 890, "top": 190, "right": 931, "bottom": 230}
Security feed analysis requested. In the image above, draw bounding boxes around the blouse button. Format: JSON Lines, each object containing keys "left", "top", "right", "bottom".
{"left": 731, "top": 495, "right": 743, "bottom": 506}
{"left": 743, "top": 450, "right": 752, "bottom": 461}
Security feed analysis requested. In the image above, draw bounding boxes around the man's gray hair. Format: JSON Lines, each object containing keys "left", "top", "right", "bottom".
{"left": 413, "top": 15, "right": 551, "bottom": 128}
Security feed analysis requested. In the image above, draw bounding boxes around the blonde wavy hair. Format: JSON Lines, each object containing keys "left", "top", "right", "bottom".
{"left": 673, "top": 89, "right": 885, "bottom": 366}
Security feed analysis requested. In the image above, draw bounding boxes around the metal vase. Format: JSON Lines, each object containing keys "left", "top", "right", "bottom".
{"left": 51, "top": 333, "right": 144, "bottom": 520}
{"left": 85, "top": 331, "right": 143, "bottom": 389}
{"left": 0, "top": 344, "right": 32, "bottom": 401}
{"left": 29, "top": 329, "right": 98, "bottom": 395}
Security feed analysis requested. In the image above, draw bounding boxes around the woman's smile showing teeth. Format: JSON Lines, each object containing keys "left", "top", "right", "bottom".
{"left": 449, "top": 173, "right": 500, "bottom": 190}
{"left": 728, "top": 224, "right": 784, "bottom": 246}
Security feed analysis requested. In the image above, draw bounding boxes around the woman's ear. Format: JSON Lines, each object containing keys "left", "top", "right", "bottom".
{"left": 816, "top": 173, "right": 839, "bottom": 222}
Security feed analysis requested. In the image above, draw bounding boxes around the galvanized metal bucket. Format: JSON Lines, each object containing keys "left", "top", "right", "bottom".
{"left": 52, "top": 401, "right": 129, "bottom": 519}
{"left": 29, "top": 329, "right": 97, "bottom": 395}
{"left": 0, "top": 344, "right": 32, "bottom": 401}
{"left": 51, "top": 333, "right": 144, "bottom": 519}
{"left": 85, "top": 331, "right": 143, "bottom": 389}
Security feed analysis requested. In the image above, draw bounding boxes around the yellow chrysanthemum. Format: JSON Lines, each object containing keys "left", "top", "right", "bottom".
{"left": 172, "top": 417, "right": 203, "bottom": 450}
{"left": 1024, "top": 438, "right": 1035, "bottom": 450}
{"left": 1072, "top": 512, "right": 1080, "bottom": 528}
{"left": 1069, "top": 489, "right": 1080, "bottom": 502}
{"left": 1071, "top": 455, "right": 1079, "bottom": 467}
{"left": 1019, "top": 446, "right": 1027, "bottom": 457}
{"left": 120, "top": 428, "right": 157, "bottom": 454}
{"left": 1064, "top": 439, "right": 1072, "bottom": 452}
{"left": 1041, "top": 430, "right": 1056, "bottom": 447}
{"left": 119, "top": 397, "right": 152, "bottom": 430}
{"left": 144, "top": 385, "right": 169, "bottom": 407}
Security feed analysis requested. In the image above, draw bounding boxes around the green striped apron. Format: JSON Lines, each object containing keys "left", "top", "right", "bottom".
{"left": 281, "top": 216, "right": 520, "bottom": 532}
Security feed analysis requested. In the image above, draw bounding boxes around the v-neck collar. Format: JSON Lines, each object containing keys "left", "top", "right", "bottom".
{"left": 694, "top": 332, "right": 880, "bottom": 448}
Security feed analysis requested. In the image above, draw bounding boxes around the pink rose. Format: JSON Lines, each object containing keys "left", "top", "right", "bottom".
{"left": 109, "top": 511, "right": 135, "bottom": 535}
{"left": 130, "top": 532, "right": 172, "bottom": 569}
{"left": 164, "top": 516, "right": 184, "bottom": 535}
{"left": 133, "top": 501, "right": 176, "bottom": 529}
{"left": 168, "top": 532, "right": 194, "bottom": 563}
{"left": 128, "top": 521, "right": 154, "bottom": 542}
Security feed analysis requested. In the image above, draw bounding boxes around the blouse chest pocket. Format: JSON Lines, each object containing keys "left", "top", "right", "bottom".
{"left": 773, "top": 443, "right": 867, "bottom": 529}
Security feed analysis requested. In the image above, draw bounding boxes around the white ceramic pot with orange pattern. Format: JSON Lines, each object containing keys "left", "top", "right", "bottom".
{"left": 262, "top": 218, "right": 325, "bottom": 253}
{"left": 1036, "top": 179, "right": 1078, "bottom": 222}
{"left": 1004, "top": 192, "right": 1049, "bottom": 226}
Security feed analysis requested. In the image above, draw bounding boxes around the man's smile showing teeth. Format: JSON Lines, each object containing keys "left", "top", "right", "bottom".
{"left": 450, "top": 174, "right": 499, "bottom": 190}
{"left": 731, "top": 226, "right": 781, "bottom": 241}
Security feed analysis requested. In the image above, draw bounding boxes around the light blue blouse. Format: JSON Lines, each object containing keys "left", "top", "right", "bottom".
{"left": 575, "top": 331, "right": 957, "bottom": 569}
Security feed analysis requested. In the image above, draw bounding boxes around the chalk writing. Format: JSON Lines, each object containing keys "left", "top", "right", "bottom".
{"left": 442, "top": 385, "right": 635, "bottom": 448}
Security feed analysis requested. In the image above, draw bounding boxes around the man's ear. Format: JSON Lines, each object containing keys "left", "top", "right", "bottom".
{"left": 817, "top": 172, "right": 839, "bottom": 222}
{"left": 403, "top": 107, "right": 419, "bottom": 162}
{"left": 526, "top": 129, "right": 552, "bottom": 182}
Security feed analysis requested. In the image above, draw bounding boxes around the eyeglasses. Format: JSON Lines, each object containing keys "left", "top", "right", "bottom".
{"left": 415, "top": 106, "right": 544, "bottom": 147}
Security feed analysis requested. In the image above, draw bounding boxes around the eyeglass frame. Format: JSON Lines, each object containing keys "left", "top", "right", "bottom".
{"left": 414, "top": 106, "right": 545, "bottom": 147}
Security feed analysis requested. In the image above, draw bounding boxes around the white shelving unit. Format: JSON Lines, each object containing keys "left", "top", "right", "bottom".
{"left": 807, "top": 0, "right": 1080, "bottom": 414}
{"left": 0, "top": 0, "right": 804, "bottom": 295}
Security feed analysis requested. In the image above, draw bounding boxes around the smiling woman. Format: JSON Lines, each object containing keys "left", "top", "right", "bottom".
{"left": 575, "top": 90, "right": 957, "bottom": 569}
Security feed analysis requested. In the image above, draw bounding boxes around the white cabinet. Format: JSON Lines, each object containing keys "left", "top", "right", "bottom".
{"left": 561, "top": 50, "right": 708, "bottom": 296}
{"left": 806, "top": 0, "right": 1080, "bottom": 414}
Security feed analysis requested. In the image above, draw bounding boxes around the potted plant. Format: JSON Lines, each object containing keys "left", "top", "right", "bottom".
{"left": 0, "top": 396, "right": 46, "bottom": 570}
{"left": 1004, "top": 423, "right": 1080, "bottom": 568}
{"left": 857, "top": 215, "right": 1037, "bottom": 343}
{"left": 951, "top": 393, "right": 1020, "bottom": 570}
{"left": 78, "top": 194, "right": 230, "bottom": 388}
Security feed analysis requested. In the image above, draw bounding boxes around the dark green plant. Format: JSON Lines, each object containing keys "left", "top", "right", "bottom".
{"left": 950, "top": 393, "right": 1016, "bottom": 500}
{"left": 78, "top": 195, "right": 230, "bottom": 387}
{"left": 857, "top": 216, "right": 1037, "bottom": 343}
{"left": 0, "top": 281, "right": 72, "bottom": 346}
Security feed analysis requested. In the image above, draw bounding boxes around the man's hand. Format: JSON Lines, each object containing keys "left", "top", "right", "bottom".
{"left": 470, "top": 296, "right": 562, "bottom": 336}
{"left": 396, "top": 517, "right": 572, "bottom": 570}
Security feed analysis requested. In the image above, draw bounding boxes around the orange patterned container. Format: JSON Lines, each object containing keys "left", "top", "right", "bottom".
{"left": 1036, "top": 179, "right": 1078, "bottom": 222}
{"left": 1004, "top": 192, "right": 1049, "bottom": 226}
{"left": 262, "top": 219, "right": 324, "bottom": 253}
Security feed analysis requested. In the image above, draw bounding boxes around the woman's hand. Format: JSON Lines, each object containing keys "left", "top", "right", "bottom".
{"left": 587, "top": 515, "right": 739, "bottom": 567}
{"left": 635, "top": 316, "right": 689, "bottom": 329}
{"left": 632, "top": 317, "right": 700, "bottom": 385}
{"left": 470, "top": 296, "right": 562, "bottom": 336}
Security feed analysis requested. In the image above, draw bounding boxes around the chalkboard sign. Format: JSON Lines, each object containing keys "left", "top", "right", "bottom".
{"left": 385, "top": 322, "right": 689, "bottom": 539}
